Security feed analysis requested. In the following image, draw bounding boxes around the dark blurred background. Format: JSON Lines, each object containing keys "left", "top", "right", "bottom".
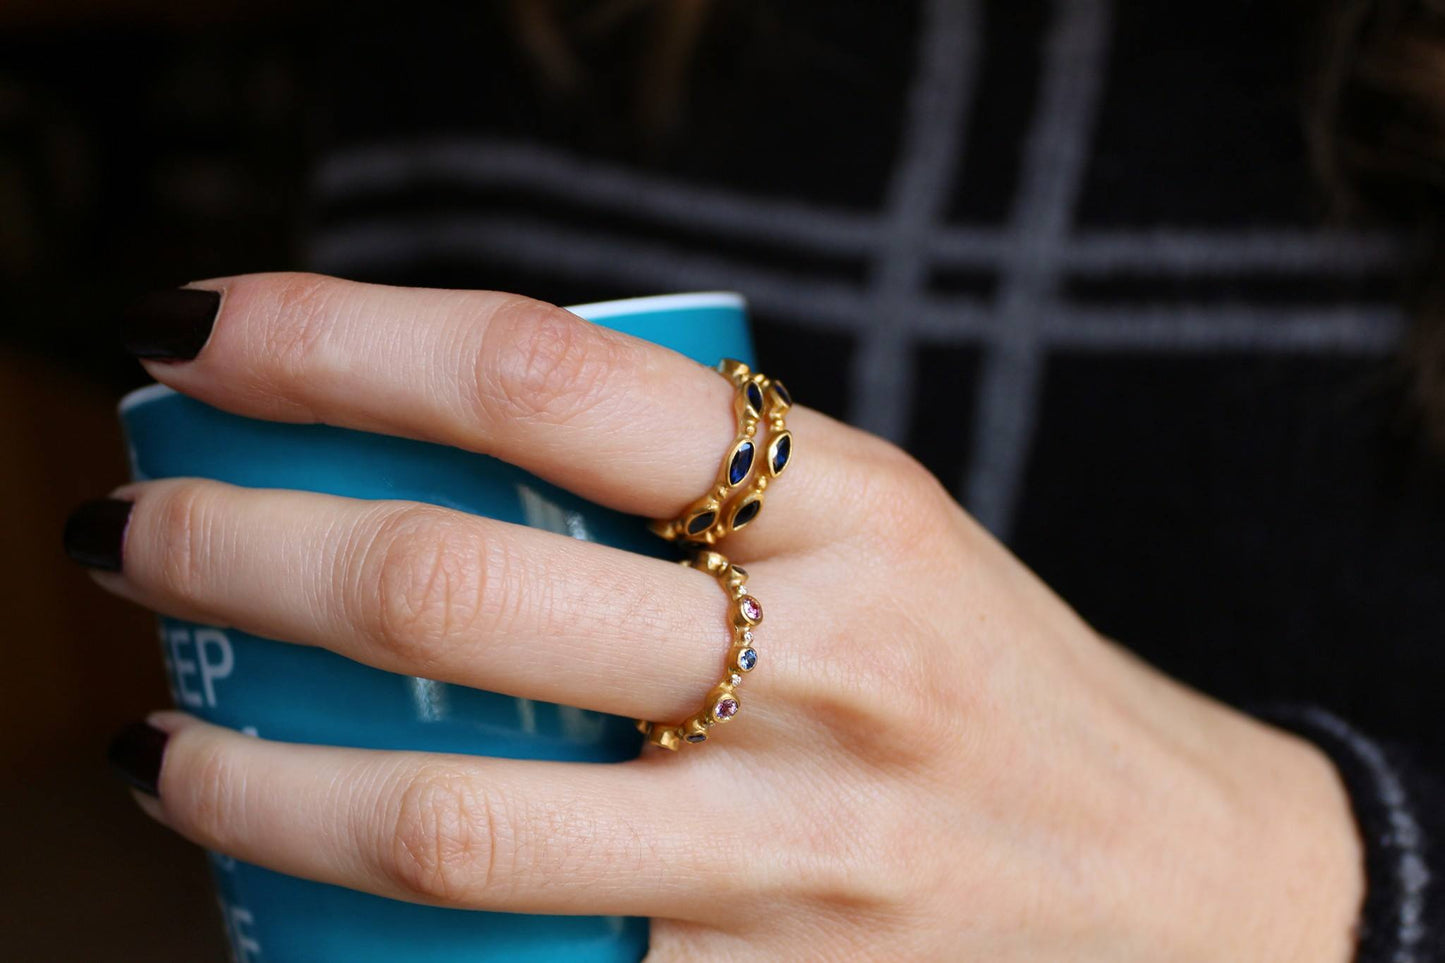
{"left": 9, "top": 0, "right": 1445, "bottom": 959}
{"left": 3, "top": 4, "right": 315, "bottom": 958}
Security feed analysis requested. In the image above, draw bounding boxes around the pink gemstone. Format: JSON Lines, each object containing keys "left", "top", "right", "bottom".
{"left": 740, "top": 596, "right": 762, "bottom": 623}
{"left": 714, "top": 697, "right": 739, "bottom": 720}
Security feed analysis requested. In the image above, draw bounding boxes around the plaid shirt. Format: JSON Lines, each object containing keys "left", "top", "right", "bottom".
{"left": 303, "top": 2, "right": 1445, "bottom": 956}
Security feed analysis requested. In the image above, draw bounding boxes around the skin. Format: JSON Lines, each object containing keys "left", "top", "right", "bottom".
{"left": 92, "top": 272, "right": 1364, "bottom": 961}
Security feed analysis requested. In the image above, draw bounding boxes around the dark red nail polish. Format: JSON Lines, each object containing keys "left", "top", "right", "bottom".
{"left": 122, "top": 288, "right": 221, "bottom": 361}
{"left": 107, "top": 722, "right": 169, "bottom": 797}
{"left": 62, "top": 498, "right": 134, "bottom": 572}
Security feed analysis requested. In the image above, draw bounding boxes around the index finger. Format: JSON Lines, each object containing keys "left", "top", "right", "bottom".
{"left": 125, "top": 273, "right": 868, "bottom": 554}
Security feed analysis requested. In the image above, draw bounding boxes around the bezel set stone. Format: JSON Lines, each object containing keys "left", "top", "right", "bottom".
{"left": 648, "top": 360, "right": 792, "bottom": 546}
{"left": 638, "top": 361, "right": 793, "bottom": 751}
{"left": 635, "top": 550, "right": 762, "bottom": 750}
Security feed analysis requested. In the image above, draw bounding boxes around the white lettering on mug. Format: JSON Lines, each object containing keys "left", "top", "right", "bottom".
{"left": 161, "top": 626, "right": 236, "bottom": 709}
{"left": 219, "top": 897, "right": 262, "bottom": 963}
{"left": 193, "top": 629, "right": 234, "bottom": 706}
{"left": 165, "top": 629, "right": 204, "bottom": 708}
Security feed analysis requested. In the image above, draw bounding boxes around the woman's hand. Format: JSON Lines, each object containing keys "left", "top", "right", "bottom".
{"left": 81, "top": 273, "right": 1363, "bottom": 961}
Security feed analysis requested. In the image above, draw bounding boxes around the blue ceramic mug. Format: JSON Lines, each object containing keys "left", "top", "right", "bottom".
{"left": 118, "top": 292, "right": 754, "bottom": 963}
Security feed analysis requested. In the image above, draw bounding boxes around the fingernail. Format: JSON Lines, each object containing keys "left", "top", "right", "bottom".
{"left": 63, "top": 498, "right": 134, "bottom": 571}
{"left": 122, "top": 288, "right": 221, "bottom": 361}
{"left": 107, "top": 721, "right": 169, "bottom": 797}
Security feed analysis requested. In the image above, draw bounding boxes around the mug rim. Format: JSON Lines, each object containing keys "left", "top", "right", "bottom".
{"left": 118, "top": 290, "right": 747, "bottom": 416}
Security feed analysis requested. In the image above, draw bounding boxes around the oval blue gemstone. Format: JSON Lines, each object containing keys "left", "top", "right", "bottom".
{"left": 738, "top": 647, "right": 758, "bottom": 671}
{"left": 731, "top": 498, "right": 761, "bottom": 529}
{"left": 684, "top": 732, "right": 707, "bottom": 743}
{"left": 771, "top": 434, "right": 791, "bottom": 474}
{"left": 728, "top": 441, "right": 755, "bottom": 486}
{"left": 686, "top": 510, "right": 717, "bottom": 535}
{"left": 744, "top": 382, "right": 764, "bottom": 416}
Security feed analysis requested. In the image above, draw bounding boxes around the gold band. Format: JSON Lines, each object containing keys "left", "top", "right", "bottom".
{"left": 649, "top": 359, "right": 793, "bottom": 545}
{"left": 635, "top": 549, "right": 760, "bottom": 750}
{"left": 638, "top": 358, "right": 791, "bottom": 751}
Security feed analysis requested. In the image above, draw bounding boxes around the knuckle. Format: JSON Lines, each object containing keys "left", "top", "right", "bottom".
{"left": 150, "top": 482, "right": 221, "bottom": 600}
{"left": 862, "top": 449, "right": 957, "bottom": 551}
{"left": 819, "top": 434, "right": 959, "bottom": 556}
{"left": 384, "top": 765, "right": 499, "bottom": 903}
{"left": 763, "top": 780, "right": 927, "bottom": 926}
{"left": 795, "top": 624, "right": 950, "bottom": 772}
{"left": 352, "top": 506, "right": 499, "bottom": 669}
{"left": 864, "top": 631, "right": 952, "bottom": 724}
{"left": 479, "top": 297, "right": 632, "bottom": 425}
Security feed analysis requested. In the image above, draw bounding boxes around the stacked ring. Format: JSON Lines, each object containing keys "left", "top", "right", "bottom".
{"left": 640, "top": 357, "right": 793, "bottom": 751}
{"left": 634, "top": 549, "right": 761, "bottom": 751}
{"left": 650, "top": 359, "right": 793, "bottom": 546}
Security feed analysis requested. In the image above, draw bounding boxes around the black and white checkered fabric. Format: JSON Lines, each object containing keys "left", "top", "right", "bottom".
{"left": 307, "top": 1, "right": 1443, "bottom": 957}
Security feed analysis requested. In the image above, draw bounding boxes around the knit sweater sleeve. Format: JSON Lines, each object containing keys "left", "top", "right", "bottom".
{"left": 1257, "top": 705, "right": 1444, "bottom": 962}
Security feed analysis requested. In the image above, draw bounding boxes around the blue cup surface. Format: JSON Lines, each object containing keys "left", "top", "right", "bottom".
{"left": 118, "top": 292, "right": 755, "bottom": 963}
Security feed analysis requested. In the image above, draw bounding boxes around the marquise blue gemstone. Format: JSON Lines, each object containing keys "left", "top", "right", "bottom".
{"left": 738, "top": 647, "right": 758, "bottom": 671}
{"left": 772, "top": 380, "right": 792, "bottom": 407}
{"left": 686, "top": 510, "right": 717, "bottom": 535}
{"left": 771, "top": 434, "right": 791, "bottom": 474}
{"left": 728, "top": 441, "right": 755, "bottom": 486}
{"left": 745, "top": 382, "right": 764, "bottom": 415}
{"left": 731, "top": 498, "right": 761, "bottom": 529}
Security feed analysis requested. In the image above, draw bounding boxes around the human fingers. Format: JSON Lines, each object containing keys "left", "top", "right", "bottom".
{"left": 117, "top": 713, "right": 746, "bottom": 918}
{"left": 81, "top": 478, "right": 774, "bottom": 725}
{"left": 125, "top": 274, "right": 873, "bottom": 555}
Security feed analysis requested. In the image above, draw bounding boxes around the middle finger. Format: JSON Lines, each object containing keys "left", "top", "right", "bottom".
{"left": 99, "top": 477, "right": 777, "bottom": 724}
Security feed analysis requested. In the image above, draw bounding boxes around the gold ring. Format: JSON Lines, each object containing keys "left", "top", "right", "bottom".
{"left": 650, "top": 359, "right": 792, "bottom": 545}
{"left": 634, "top": 549, "right": 760, "bottom": 750}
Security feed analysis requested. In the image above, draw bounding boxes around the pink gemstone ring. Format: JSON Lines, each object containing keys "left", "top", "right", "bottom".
{"left": 634, "top": 548, "right": 761, "bottom": 751}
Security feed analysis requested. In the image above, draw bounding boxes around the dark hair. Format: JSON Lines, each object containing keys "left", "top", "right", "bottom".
{"left": 1314, "top": 0, "right": 1445, "bottom": 447}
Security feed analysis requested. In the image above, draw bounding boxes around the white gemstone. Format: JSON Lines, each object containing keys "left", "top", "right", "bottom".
{"left": 729, "top": 673, "right": 743, "bottom": 686}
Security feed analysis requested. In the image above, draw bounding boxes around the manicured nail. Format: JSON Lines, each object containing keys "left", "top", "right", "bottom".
{"left": 122, "top": 288, "right": 221, "bottom": 361}
{"left": 63, "top": 498, "right": 133, "bottom": 571}
{"left": 107, "top": 722, "right": 169, "bottom": 797}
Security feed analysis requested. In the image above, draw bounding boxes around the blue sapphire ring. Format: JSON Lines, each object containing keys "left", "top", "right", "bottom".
{"left": 649, "top": 359, "right": 793, "bottom": 545}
